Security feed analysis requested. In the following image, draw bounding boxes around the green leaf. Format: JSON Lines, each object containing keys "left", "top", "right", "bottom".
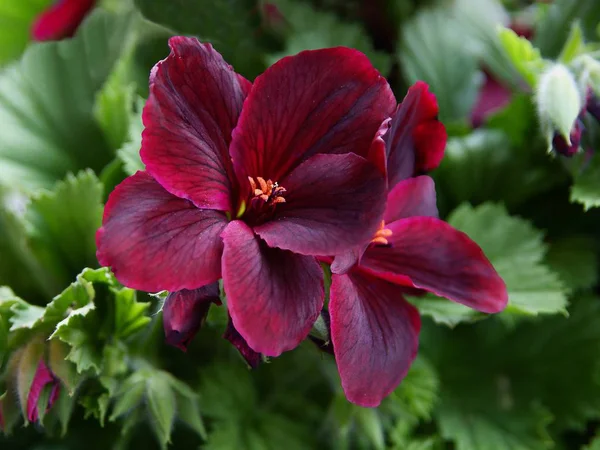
{"left": 113, "top": 288, "right": 150, "bottom": 339}
{"left": 545, "top": 236, "right": 598, "bottom": 291}
{"left": 571, "top": 151, "right": 600, "bottom": 210}
{"left": 146, "top": 373, "right": 176, "bottom": 448}
{"left": 0, "top": 10, "right": 131, "bottom": 192}
{"left": 50, "top": 302, "right": 100, "bottom": 374}
{"left": 391, "top": 356, "right": 439, "bottom": 421}
{"left": 558, "top": 22, "right": 586, "bottom": 64}
{"left": 498, "top": 27, "right": 546, "bottom": 87}
{"left": 398, "top": 5, "right": 483, "bottom": 122}
{"left": 134, "top": 0, "right": 265, "bottom": 78}
{"left": 27, "top": 170, "right": 103, "bottom": 284}
{"left": 0, "top": 0, "right": 52, "bottom": 66}
{"left": 268, "top": 0, "right": 390, "bottom": 74}
{"left": 534, "top": 0, "right": 600, "bottom": 58}
{"left": 116, "top": 97, "right": 145, "bottom": 175}
{"left": 425, "top": 295, "right": 600, "bottom": 449}
{"left": 354, "top": 408, "right": 385, "bottom": 450}
{"left": 94, "top": 55, "right": 137, "bottom": 152}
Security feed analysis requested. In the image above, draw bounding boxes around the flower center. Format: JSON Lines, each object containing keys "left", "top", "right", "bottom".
{"left": 371, "top": 220, "right": 393, "bottom": 246}
{"left": 241, "top": 176, "right": 287, "bottom": 226}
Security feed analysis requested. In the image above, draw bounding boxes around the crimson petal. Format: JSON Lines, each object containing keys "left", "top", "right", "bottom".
{"left": 96, "top": 172, "right": 227, "bottom": 292}
{"left": 229, "top": 47, "right": 396, "bottom": 188}
{"left": 330, "top": 272, "right": 420, "bottom": 407}
{"left": 384, "top": 176, "right": 438, "bottom": 223}
{"left": 31, "top": 0, "right": 96, "bottom": 41}
{"left": 255, "top": 153, "right": 386, "bottom": 256}
{"left": 221, "top": 221, "right": 324, "bottom": 357}
{"left": 141, "top": 37, "right": 251, "bottom": 212}
{"left": 224, "top": 316, "right": 262, "bottom": 369}
{"left": 163, "top": 283, "right": 220, "bottom": 351}
{"left": 360, "top": 217, "right": 508, "bottom": 313}
{"left": 385, "top": 82, "right": 447, "bottom": 188}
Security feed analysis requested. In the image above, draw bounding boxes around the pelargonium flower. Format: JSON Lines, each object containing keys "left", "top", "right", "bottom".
{"left": 328, "top": 84, "right": 508, "bottom": 407}
{"left": 97, "top": 37, "right": 396, "bottom": 357}
{"left": 31, "top": 0, "right": 96, "bottom": 41}
{"left": 27, "top": 360, "right": 61, "bottom": 423}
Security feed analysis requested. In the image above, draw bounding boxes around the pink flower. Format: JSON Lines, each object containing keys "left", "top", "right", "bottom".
{"left": 31, "top": 0, "right": 96, "bottom": 41}
{"left": 97, "top": 37, "right": 396, "bottom": 357}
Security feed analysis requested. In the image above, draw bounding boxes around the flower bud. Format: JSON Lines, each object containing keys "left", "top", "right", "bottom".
{"left": 223, "top": 316, "right": 262, "bottom": 369}
{"left": 587, "top": 91, "right": 600, "bottom": 123}
{"left": 163, "top": 283, "right": 220, "bottom": 351}
{"left": 536, "top": 64, "right": 583, "bottom": 152}
{"left": 26, "top": 360, "right": 60, "bottom": 423}
{"left": 552, "top": 119, "right": 584, "bottom": 157}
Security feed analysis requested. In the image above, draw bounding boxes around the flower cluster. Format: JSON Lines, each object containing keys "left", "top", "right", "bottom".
{"left": 96, "top": 37, "right": 508, "bottom": 407}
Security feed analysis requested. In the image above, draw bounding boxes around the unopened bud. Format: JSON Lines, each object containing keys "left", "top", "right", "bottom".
{"left": 26, "top": 360, "right": 60, "bottom": 423}
{"left": 536, "top": 64, "right": 582, "bottom": 151}
{"left": 163, "top": 283, "right": 220, "bottom": 351}
{"left": 552, "top": 120, "right": 584, "bottom": 157}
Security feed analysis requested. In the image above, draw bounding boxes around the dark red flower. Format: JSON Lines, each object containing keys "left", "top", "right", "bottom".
{"left": 330, "top": 176, "right": 508, "bottom": 407}
{"left": 471, "top": 73, "right": 512, "bottom": 128}
{"left": 163, "top": 284, "right": 221, "bottom": 351}
{"left": 26, "top": 360, "right": 60, "bottom": 423}
{"left": 552, "top": 119, "right": 584, "bottom": 158}
{"left": 31, "top": 0, "right": 96, "bottom": 41}
{"left": 97, "top": 37, "right": 395, "bottom": 357}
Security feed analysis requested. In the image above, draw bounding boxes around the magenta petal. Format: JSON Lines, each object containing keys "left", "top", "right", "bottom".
{"left": 254, "top": 153, "right": 386, "bottom": 256}
{"left": 223, "top": 316, "right": 262, "bottom": 369}
{"left": 221, "top": 221, "right": 324, "bottom": 357}
{"left": 229, "top": 47, "right": 396, "bottom": 186}
{"left": 385, "top": 82, "right": 447, "bottom": 188}
{"left": 31, "top": 0, "right": 96, "bottom": 41}
{"left": 361, "top": 217, "right": 508, "bottom": 313}
{"left": 96, "top": 172, "right": 227, "bottom": 292}
{"left": 330, "top": 272, "right": 420, "bottom": 407}
{"left": 163, "top": 283, "right": 220, "bottom": 351}
{"left": 27, "top": 360, "right": 60, "bottom": 423}
{"left": 384, "top": 176, "right": 438, "bottom": 223}
{"left": 141, "top": 37, "right": 251, "bottom": 212}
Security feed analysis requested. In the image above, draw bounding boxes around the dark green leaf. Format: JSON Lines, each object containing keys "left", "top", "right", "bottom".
{"left": 571, "top": 151, "right": 600, "bottom": 210}
{"left": 545, "top": 236, "right": 598, "bottom": 291}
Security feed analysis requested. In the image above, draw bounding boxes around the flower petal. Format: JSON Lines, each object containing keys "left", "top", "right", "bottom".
{"left": 27, "top": 360, "right": 60, "bottom": 423}
{"left": 163, "top": 283, "right": 220, "bottom": 351}
{"left": 360, "top": 217, "right": 508, "bottom": 313}
{"left": 385, "top": 82, "right": 447, "bottom": 188}
{"left": 221, "top": 221, "right": 324, "bottom": 356}
{"left": 223, "top": 316, "right": 262, "bottom": 369}
{"left": 96, "top": 172, "right": 227, "bottom": 292}
{"left": 384, "top": 175, "right": 438, "bottom": 223}
{"left": 229, "top": 47, "right": 396, "bottom": 187}
{"left": 31, "top": 0, "right": 96, "bottom": 41}
{"left": 141, "top": 37, "right": 251, "bottom": 212}
{"left": 330, "top": 272, "right": 420, "bottom": 407}
{"left": 254, "top": 153, "right": 386, "bottom": 256}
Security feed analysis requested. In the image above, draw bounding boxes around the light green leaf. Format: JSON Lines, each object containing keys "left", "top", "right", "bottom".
{"left": 559, "top": 22, "right": 586, "bottom": 63}
{"left": 0, "top": 10, "right": 131, "bottom": 192}
{"left": 116, "top": 97, "right": 145, "bottom": 175}
{"left": 113, "top": 288, "right": 150, "bottom": 339}
{"left": 534, "top": 0, "right": 600, "bottom": 58}
{"left": 134, "top": 0, "right": 264, "bottom": 78}
{"left": 49, "top": 302, "right": 99, "bottom": 373}
{"left": 27, "top": 170, "right": 103, "bottom": 284}
{"left": 354, "top": 408, "right": 384, "bottom": 450}
{"left": 571, "top": 151, "right": 600, "bottom": 210}
{"left": 0, "top": 0, "right": 52, "bottom": 66}
{"left": 498, "top": 27, "right": 546, "bottom": 87}
{"left": 268, "top": 0, "right": 390, "bottom": 74}
{"left": 398, "top": 6, "right": 483, "bottom": 122}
